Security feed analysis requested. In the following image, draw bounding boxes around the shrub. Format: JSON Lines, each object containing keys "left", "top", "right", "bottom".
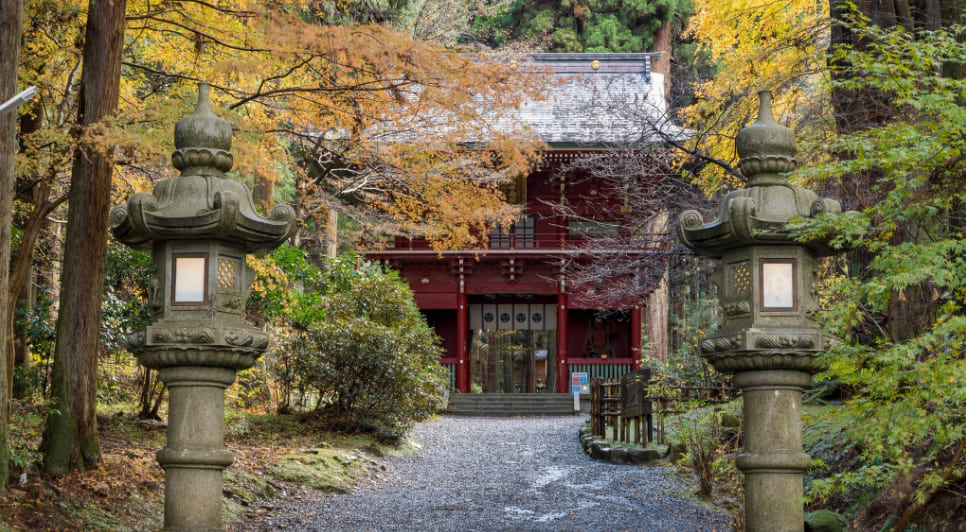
{"left": 297, "top": 266, "right": 446, "bottom": 442}
{"left": 250, "top": 246, "right": 447, "bottom": 441}
{"left": 671, "top": 402, "right": 744, "bottom": 528}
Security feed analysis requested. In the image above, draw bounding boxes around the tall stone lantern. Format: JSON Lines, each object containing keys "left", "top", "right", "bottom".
{"left": 677, "top": 91, "right": 843, "bottom": 532}
{"left": 110, "top": 84, "right": 296, "bottom": 531}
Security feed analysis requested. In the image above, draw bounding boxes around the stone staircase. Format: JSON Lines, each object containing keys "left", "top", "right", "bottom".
{"left": 446, "top": 393, "right": 578, "bottom": 417}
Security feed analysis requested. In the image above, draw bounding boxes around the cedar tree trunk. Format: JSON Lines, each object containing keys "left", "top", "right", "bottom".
{"left": 0, "top": 0, "right": 24, "bottom": 493}
{"left": 648, "top": 15, "right": 672, "bottom": 104}
{"left": 40, "top": 0, "right": 126, "bottom": 474}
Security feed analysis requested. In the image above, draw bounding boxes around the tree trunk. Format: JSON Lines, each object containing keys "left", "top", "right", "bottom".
{"left": 10, "top": 98, "right": 59, "bottom": 383}
{"left": 648, "top": 15, "right": 672, "bottom": 105}
{"left": 253, "top": 170, "right": 275, "bottom": 213}
{"left": 40, "top": 0, "right": 127, "bottom": 475}
{"left": 325, "top": 208, "right": 338, "bottom": 258}
{"left": 13, "top": 278, "right": 31, "bottom": 388}
{"left": 645, "top": 272, "right": 669, "bottom": 361}
{"left": 828, "top": 0, "right": 922, "bottom": 136}
{"left": 0, "top": 0, "right": 24, "bottom": 493}
{"left": 7, "top": 181, "right": 66, "bottom": 375}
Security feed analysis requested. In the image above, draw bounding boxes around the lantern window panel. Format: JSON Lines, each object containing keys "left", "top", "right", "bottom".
{"left": 760, "top": 259, "right": 797, "bottom": 311}
{"left": 172, "top": 254, "right": 209, "bottom": 305}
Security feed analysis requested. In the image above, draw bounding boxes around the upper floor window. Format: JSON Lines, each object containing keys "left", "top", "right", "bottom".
{"left": 490, "top": 215, "right": 536, "bottom": 248}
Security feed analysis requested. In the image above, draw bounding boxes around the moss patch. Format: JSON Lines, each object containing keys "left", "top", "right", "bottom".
{"left": 270, "top": 448, "right": 375, "bottom": 494}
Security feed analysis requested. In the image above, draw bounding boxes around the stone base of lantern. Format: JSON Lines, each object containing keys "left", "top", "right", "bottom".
{"left": 157, "top": 365, "right": 238, "bottom": 531}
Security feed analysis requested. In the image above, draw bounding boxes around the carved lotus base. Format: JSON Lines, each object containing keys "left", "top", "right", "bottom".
{"left": 125, "top": 322, "right": 269, "bottom": 370}
{"left": 704, "top": 350, "right": 824, "bottom": 374}
{"left": 135, "top": 347, "right": 261, "bottom": 371}
{"left": 700, "top": 327, "right": 836, "bottom": 374}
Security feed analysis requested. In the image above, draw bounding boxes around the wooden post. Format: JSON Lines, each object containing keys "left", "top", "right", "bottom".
{"left": 456, "top": 293, "right": 469, "bottom": 393}
{"left": 590, "top": 378, "right": 602, "bottom": 438}
{"left": 631, "top": 305, "right": 643, "bottom": 370}
{"left": 556, "top": 293, "right": 569, "bottom": 394}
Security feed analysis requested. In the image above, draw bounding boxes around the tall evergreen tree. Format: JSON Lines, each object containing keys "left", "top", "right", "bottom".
{"left": 0, "top": 0, "right": 24, "bottom": 494}
{"left": 470, "top": 0, "right": 687, "bottom": 53}
{"left": 39, "top": 0, "right": 127, "bottom": 474}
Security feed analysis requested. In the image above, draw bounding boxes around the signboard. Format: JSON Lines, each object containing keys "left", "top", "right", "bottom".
{"left": 571, "top": 372, "right": 589, "bottom": 394}
{"left": 621, "top": 368, "right": 650, "bottom": 418}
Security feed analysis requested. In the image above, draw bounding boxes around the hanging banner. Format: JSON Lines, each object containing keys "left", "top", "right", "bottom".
{"left": 513, "top": 304, "right": 531, "bottom": 330}
{"left": 469, "top": 304, "right": 557, "bottom": 331}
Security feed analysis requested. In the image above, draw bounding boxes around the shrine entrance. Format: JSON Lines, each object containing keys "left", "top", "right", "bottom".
{"left": 466, "top": 301, "right": 559, "bottom": 393}
{"left": 470, "top": 329, "right": 558, "bottom": 393}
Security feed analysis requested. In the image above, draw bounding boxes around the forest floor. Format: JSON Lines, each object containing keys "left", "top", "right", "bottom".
{"left": 0, "top": 399, "right": 402, "bottom": 531}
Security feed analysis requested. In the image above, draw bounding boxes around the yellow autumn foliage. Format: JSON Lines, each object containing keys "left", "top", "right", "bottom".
{"left": 17, "top": 0, "right": 546, "bottom": 251}
{"left": 682, "top": 0, "right": 832, "bottom": 193}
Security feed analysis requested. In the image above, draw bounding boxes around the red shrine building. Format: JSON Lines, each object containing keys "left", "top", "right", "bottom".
{"left": 367, "top": 53, "right": 678, "bottom": 394}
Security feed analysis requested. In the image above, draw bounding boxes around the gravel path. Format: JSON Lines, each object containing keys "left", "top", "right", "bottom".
{"left": 245, "top": 416, "right": 732, "bottom": 531}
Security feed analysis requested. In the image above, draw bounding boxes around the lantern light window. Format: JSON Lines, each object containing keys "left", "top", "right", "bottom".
{"left": 173, "top": 254, "right": 208, "bottom": 304}
{"left": 760, "top": 259, "right": 797, "bottom": 311}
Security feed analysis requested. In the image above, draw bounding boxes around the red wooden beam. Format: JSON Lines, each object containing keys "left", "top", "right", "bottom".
{"left": 556, "top": 293, "right": 569, "bottom": 393}
{"left": 456, "top": 292, "right": 469, "bottom": 393}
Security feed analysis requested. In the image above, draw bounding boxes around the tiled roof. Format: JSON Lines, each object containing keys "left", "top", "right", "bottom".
{"left": 326, "top": 53, "right": 684, "bottom": 149}
{"left": 512, "top": 53, "right": 685, "bottom": 148}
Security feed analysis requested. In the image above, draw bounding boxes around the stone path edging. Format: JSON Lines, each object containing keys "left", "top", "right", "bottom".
{"left": 577, "top": 423, "right": 684, "bottom": 466}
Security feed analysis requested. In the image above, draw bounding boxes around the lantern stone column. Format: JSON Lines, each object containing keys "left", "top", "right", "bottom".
{"left": 110, "top": 84, "right": 295, "bottom": 531}
{"left": 677, "top": 91, "right": 845, "bottom": 532}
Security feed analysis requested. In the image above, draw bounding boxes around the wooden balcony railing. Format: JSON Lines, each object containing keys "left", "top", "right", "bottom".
{"left": 384, "top": 232, "right": 608, "bottom": 252}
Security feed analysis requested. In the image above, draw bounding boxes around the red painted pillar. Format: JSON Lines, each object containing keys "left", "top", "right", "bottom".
{"left": 631, "top": 305, "right": 643, "bottom": 370}
{"left": 456, "top": 293, "right": 470, "bottom": 393}
{"left": 556, "top": 292, "right": 569, "bottom": 393}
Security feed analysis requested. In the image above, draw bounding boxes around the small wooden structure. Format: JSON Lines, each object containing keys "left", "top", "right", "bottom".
{"left": 590, "top": 373, "right": 736, "bottom": 445}
{"left": 619, "top": 369, "right": 652, "bottom": 445}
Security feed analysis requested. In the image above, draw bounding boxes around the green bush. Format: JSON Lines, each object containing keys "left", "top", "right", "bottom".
{"left": 297, "top": 266, "right": 446, "bottom": 442}
{"left": 251, "top": 246, "right": 447, "bottom": 441}
{"left": 671, "top": 402, "right": 744, "bottom": 528}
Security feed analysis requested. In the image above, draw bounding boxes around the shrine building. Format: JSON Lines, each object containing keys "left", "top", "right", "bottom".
{"left": 366, "top": 53, "right": 680, "bottom": 394}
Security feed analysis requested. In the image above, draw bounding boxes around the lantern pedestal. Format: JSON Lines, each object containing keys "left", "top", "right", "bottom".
{"left": 735, "top": 370, "right": 813, "bottom": 532}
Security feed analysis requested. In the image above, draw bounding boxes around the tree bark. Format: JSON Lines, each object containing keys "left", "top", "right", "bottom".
{"left": 0, "top": 0, "right": 24, "bottom": 493}
{"left": 40, "top": 0, "right": 127, "bottom": 474}
{"left": 13, "top": 278, "right": 30, "bottom": 366}
{"left": 648, "top": 15, "right": 672, "bottom": 105}
{"left": 644, "top": 272, "right": 669, "bottom": 361}
{"left": 6, "top": 180, "right": 66, "bottom": 378}
{"left": 325, "top": 208, "right": 338, "bottom": 258}
{"left": 253, "top": 170, "right": 275, "bottom": 213}
{"left": 9, "top": 98, "right": 56, "bottom": 380}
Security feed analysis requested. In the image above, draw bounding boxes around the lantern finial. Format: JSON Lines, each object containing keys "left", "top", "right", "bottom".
{"left": 172, "top": 82, "right": 234, "bottom": 174}
{"left": 735, "top": 90, "right": 797, "bottom": 185}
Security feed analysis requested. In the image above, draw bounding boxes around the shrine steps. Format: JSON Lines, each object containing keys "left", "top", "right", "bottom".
{"left": 445, "top": 393, "right": 578, "bottom": 417}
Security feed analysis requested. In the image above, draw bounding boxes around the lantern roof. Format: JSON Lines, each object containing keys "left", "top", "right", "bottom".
{"left": 110, "top": 84, "right": 296, "bottom": 253}
{"left": 677, "top": 91, "right": 841, "bottom": 257}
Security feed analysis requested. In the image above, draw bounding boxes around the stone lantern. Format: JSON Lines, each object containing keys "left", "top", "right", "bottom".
{"left": 110, "top": 83, "right": 296, "bottom": 531}
{"left": 677, "top": 91, "right": 844, "bottom": 532}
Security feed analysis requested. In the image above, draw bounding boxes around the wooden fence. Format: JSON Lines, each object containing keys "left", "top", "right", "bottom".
{"left": 590, "top": 373, "right": 737, "bottom": 445}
